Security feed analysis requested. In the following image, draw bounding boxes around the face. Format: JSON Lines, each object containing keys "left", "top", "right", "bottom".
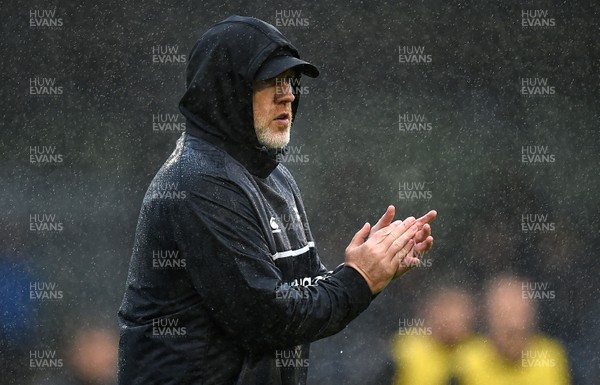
{"left": 425, "top": 290, "right": 474, "bottom": 346}
{"left": 252, "top": 69, "right": 297, "bottom": 149}
{"left": 70, "top": 329, "right": 118, "bottom": 382}
{"left": 486, "top": 279, "right": 536, "bottom": 362}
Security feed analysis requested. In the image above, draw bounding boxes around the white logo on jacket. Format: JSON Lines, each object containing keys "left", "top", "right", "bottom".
{"left": 270, "top": 217, "right": 281, "bottom": 233}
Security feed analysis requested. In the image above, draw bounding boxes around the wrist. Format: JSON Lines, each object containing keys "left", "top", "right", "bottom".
{"left": 344, "top": 262, "right": 380, "bottom": 295}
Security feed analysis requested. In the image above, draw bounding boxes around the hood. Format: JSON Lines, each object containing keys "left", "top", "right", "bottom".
{"left": 179, "top": 15, "right": 310, "bottom": 178}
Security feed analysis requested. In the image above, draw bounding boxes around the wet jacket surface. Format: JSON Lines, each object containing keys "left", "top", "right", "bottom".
{"left": 118, "top": 15, "right": 372, "bottom": 385}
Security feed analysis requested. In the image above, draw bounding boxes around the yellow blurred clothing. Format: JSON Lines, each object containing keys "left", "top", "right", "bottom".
{"left": 392, "top": 333, "right": 472, "bottom": 385}
{"left": 455, "top": 335, "right": 571, "bottom": 385}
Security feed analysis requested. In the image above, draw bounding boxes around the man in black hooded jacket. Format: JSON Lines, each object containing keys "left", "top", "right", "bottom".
{"left": 118, "top": 15, "right": 436, "bottom": 385}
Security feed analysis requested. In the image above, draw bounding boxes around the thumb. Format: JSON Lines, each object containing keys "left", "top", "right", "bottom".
{"left": 348, "top": 222, "right": 370, "bottom": 249}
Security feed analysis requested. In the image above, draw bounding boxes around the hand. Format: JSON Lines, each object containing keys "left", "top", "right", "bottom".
{"left": 345, "top": 217, "right": 419, "bottom": 294}
{"left": 393, "top": 243, "right": 420, "bottom": 279}
{"left": 370, "top": 207, "right": 436, "bottom": 254}
{"left": 368, "top": 205, "right": 396, "bottom": 235}
{"left": 414, "top": 210, "right": 436, "bottom": 256}
{"left": 393, "top": 210, "right": 437, "bottom": 279}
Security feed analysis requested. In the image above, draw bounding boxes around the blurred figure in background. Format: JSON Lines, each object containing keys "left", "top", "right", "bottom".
{"left": 456, "top": 275, "right": 571, "bottom": 385}
{"left": 0, "top": 257, "right": 36, "bottom": 385}
{"left": 392, "top": 287, "right": 475, "bottom": 385}
{"left": 36, "top": 327, "right": 117, "bottom": 385}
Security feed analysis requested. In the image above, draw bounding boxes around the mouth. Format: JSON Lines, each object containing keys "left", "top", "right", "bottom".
{"left": 274, "top": 112, "right": 291, "bottom": 125}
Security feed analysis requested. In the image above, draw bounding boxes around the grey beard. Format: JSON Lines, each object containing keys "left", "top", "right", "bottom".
{"left": 254, "top": 124, "right": 291, "bottom": 150}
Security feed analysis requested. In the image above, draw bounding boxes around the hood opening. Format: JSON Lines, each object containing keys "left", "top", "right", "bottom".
{"left": 179, "top": 15, "right": 315, "bottom": 178}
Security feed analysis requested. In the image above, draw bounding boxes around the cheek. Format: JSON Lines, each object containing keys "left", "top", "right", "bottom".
{"left": 252, "top": 94, "right": 260, "bottom": 116}
{"left": 253, "top": 106, "right": 268, "bottom": 127}
{"left": 253, "top": 89, "right": 273, "bottom": 115}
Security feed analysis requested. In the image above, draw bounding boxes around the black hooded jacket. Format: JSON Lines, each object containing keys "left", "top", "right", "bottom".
{"left": 118, "top": 16, "right": 372, "bottom": 385}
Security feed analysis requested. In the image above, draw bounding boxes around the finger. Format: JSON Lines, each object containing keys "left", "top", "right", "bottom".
{"left": 414, "top": 224, "right": 431, "bottom": 244}
{"left": 370, "top": 205, "right": 396, "bottom": 234}
{"left": 371, "top": 219, "right": 403, "bottom": 243}
{"left": 394, "top": 238, "right": 414, "bottom": 264}
{"left": 374, "top": 216, "right": 414, "bottom": 246}
{"left": 348, "top": 222, "right": 371, "bottom": 249}
{"left": 403, "top": 246, "right": 422, "bottom": 268}
{"left": 394, "top": 245, "right": 418, "bottom": 278}
{"left": 415, "top": 210, "right": 437, "bottom": 227}
{"left": 386, "top": 223, "right": 419, "bottom": 258}
{"left": 403, "top": 256, "right": 421, "bottom": 269}
{"left": 414, "top": 236, "right": 434, "bottom": 255}
{"left": 395, "top": 239, "right": 415, "bottom": 261}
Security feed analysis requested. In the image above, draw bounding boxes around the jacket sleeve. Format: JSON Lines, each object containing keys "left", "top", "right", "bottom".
{"left": 174, "top": 175, "right": 372, "bottom": 351}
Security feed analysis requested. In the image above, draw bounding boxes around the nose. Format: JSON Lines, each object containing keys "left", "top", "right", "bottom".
{"left": 275, "top": 80, "right": 295, "bottom": 103}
